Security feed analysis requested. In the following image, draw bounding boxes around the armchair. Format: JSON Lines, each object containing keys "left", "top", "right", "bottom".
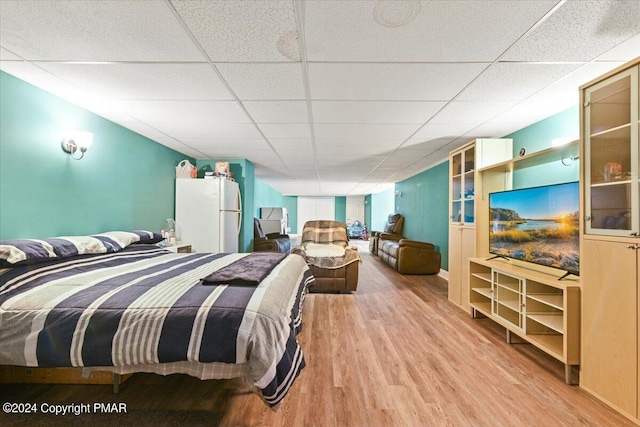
{"left": 292, "top": 220, "right": 360, "bottom": 292}
{"left": 369, "top": 213, "right": 404, "bottom": 255}
{"left": 253, "top": 218, "right": 291, "bottom": 253}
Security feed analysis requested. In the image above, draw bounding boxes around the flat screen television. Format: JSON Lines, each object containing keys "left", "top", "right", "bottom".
{"left": 489, "top": 182, "right": 580, "bottom": 279}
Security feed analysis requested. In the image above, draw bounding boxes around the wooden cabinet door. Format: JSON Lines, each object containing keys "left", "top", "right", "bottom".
{"left": 459, "top": 227, "right": 476, "bottom": 311}
{"left": 448, "top": 227, "right": 462, "bottom": 305}
{"left": 581, "top": 238, "right": 637, "bottom": 418}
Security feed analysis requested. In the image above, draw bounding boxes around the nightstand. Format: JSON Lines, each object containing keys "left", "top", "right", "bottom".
{"left": 164, "top": 243, "right": 192, "bottom": 253}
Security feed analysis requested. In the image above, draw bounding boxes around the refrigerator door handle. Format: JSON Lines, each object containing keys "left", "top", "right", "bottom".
{"left": 236, "top": 189, "right": 242, "bottom": 235}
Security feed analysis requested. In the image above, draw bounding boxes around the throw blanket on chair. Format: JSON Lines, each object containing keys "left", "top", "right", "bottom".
{"left": 293, "top": 220, "right": 361, "bottom": 270}
{"left": 202, "top": 252, "right": 288, "bottom": 286}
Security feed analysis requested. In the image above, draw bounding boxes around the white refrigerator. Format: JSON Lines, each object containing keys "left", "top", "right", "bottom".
{"left": 175, "top": 178, "right": 242, "bottom": 253}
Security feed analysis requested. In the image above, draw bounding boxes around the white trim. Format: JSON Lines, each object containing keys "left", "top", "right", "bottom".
{"left": 438, "top": 269, "right": 449, "bottom": 282}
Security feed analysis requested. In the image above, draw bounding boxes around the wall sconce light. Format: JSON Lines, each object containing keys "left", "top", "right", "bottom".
{"left": 61, "top": 131, "right": 93, "bottom": 160}
{"left": 395, "top": 190, "right": 403, "bottom": 198}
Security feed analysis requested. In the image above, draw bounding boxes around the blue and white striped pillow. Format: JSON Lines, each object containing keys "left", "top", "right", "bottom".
{"left": 0, "top": 230, "right": 161, "bottom": 267}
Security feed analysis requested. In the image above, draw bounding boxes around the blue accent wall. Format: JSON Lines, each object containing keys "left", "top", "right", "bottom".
{"left": 395, "top": 162, "right": 450, "bottom": 269}
{"left": 364, "top": 194, "right": 372, "bottom": 234}
{"left": 370, "top": 188, "right": 395, "bottom": 232}
{"left": 506, "top": 106, "right": 579, "bottom": 188}
{"left": 0, "top": 71, "right": 190, "bottom": 240}
{"left": 334, "top": 196, "right": 346, "bottom": 224}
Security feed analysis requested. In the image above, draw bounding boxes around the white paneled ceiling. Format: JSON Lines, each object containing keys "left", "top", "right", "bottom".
{"left": 1, "top": 0, "right": 639, "bottom": 196}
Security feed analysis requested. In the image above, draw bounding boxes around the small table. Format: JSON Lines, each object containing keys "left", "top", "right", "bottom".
{"left": 163, "top": 243, "right": 192, "bottom": 253}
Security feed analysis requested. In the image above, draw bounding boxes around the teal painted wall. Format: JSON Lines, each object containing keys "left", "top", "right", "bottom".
{"left": 370, "top": 188, "right": 395, "bottom": 232}
{"left": 283, "top": 196, "right": 297, "bottom": 233}
{"left": 196, "top": 159, "right": 254, "bottom": 252}
{"left": 254, "top": 179, "right": 285, "bottom": 219}
{"left": 506, "top": 106, "right": 580, "bottom": 188}
{"left": 334, "top": 196, "right": 346, "bottom": 224}
{"left": 396, "top": 161, "right": 450, "bottom": 270}
{"left": 0, "top": 71, "right": 189, "bottom": 240}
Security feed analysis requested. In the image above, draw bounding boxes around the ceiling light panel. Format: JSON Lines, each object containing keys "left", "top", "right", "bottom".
{"left": 308, "top": 63, "right": 488, "bottom": 100}
{"left": 216, "top": 63, "right": 306, "bottom": 100}
{"left": 171, "top": 0, "right": 299, "bottom": 62}
{"left": 502, "top": 0, "right": 640, "bottom": 62}
{"left": 304, "top": 1, "right": 558, "bottom": 62}
{"left": 32, "top": 63, "right": 234, "bottom": 101}
{"left": 0, "top": 1, "right": 204, "bottom": 61}
{"left": 312, "top": 101, "right": 446, "bottom": 124}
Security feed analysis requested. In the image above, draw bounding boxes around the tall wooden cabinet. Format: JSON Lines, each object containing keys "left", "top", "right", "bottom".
{"left": 580, "top": 57, "right": 640, "bottom": 423}
{"left": 448, "top": 139, "right": 512, "bottom": 310}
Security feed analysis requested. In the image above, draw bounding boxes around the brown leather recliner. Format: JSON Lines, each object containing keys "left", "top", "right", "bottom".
{"left": 369, "top": 213, "right": 404, "bottom": 255}
{"left": 377, "top": 239, "right": 441, "bottom": 275}
{"left": 253, "top": 218, "right": 291, "bottom": 253}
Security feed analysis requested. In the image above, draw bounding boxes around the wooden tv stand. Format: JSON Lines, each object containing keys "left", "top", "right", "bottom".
{"left": 468, "top": 258, "right": 580, "bottom": 384}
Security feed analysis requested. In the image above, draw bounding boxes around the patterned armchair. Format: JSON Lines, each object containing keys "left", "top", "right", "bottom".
{"left": 292, "top": 220, "right": 360, "bottom": 292}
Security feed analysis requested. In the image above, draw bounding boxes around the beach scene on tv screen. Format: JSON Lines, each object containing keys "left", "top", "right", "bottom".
{"left": 489, "top": 183, "right": 580, "bottom": 273}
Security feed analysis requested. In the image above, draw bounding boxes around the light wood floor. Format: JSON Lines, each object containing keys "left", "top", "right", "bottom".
{"left": 0, "top": 241, "right": 634, "bottom": 426}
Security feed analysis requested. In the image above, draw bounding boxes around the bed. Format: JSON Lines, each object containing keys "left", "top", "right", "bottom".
{"left": 0, "top": 231, "right": 314, "bottom": 409}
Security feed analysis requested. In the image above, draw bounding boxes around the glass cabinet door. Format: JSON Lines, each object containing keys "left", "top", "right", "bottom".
{"left": 584, "top": 66, "right": 639, "bottom": 236}
{"left": 450, "top": 145, "right": 476, "bottom": 225}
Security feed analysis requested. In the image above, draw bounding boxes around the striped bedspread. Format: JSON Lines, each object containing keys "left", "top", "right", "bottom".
{"left": 0, "top": 245, "right": 314, "bottom": 408}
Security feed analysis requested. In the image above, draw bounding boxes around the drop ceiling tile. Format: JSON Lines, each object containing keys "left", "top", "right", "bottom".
{"left": 312, "top": 101, "right": 445, "bottom": 124}
{"left": 314, "top": 138, "right": 401, "bottom": 149}
{"left": 117, "top": 100, "right": 250, "bottom": 124}
{"left": 216, "top": 63, "right": 305, "bottom": 100}
{"left": 119, "top": 121, "right": 168, "bottom": 139}
{"left": 458, "top": 63, "right": 583, "bottom": 101}
{"left": 33, "top": 63, "right": 233, "bottom": 100}
{"left": 315, "top": 124, "right": 420, "bottom": 139}
{"left": 277, "top": 150, "right": 317, "bottom": 161}
{"left": 0, "top": 1, "right": 204, "bottom": 61}
{"left": 305, "top": 1, "right": 557, "bottom": 62}
{"left": 309, "top": 63, "right": 488, "bottom": 100}
{"left": 171, "top": 0, "right": 299, "bottom": 62}
{"left": 243, "top": 101, "right": 309, "bottom": 123}
{"left": 404, "top": 138, "right": 457, "bottom": 151}
{"left": 258, "top": 124, "right": 311, "bottom": 139}
{"left": 502, "top": 0, "right": 640, "bottom": 62}
{"left": 175, "top": 138, "right": 269, "bottom": 150}
{"left": 269, "top": 139, "right": 313, "bottom": 150}
{"left": 0, "top": 48, "right": 20, "bottom": 60}
{"left": 596, "top": 33, "right": 640, "bottom": 61}
{"left": 411, "top": 123, "right": 481, "bottom": 141}
{"left": 148, "top": 122, "right": 262, "bottom": 139}
{"left": 429, "top": 100, "right": 517, "bottom": 124}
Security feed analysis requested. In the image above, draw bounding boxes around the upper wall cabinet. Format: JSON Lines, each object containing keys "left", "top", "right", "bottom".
{"left": 583, "top": 63, "right": 639, "bottom": 237}
{"left": 449, "top": 139, "right": 513, "bottom": 227}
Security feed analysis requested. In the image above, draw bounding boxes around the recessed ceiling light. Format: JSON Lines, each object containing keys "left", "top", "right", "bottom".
{"left": 373, "top": 0, "right": 421, "bottom": 28}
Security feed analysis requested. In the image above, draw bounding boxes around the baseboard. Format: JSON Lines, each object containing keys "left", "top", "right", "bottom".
{"left": 438, "top": 269, "right": 449, "bottom": 281}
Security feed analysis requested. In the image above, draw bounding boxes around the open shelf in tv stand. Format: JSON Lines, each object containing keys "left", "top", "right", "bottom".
{"left": 468, "top": 257, "right": 580, "bottom": 384}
